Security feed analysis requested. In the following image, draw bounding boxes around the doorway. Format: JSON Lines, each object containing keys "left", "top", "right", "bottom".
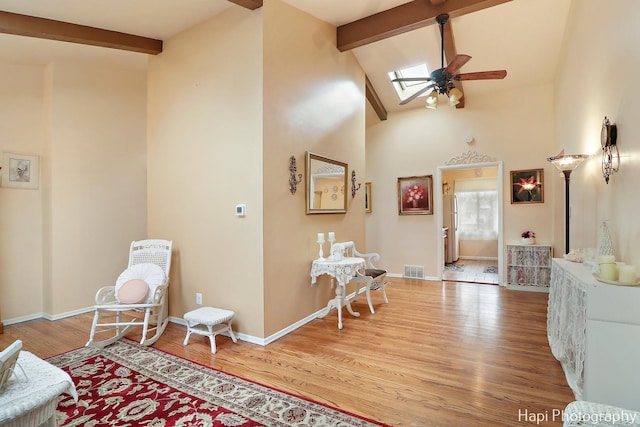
{"left": 435, "top": 162, "right": 504, "bottom": 285}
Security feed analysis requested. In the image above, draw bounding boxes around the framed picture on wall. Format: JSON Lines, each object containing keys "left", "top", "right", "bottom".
{"left": 2, "top": 152, "right": 39, "bottom": 189}
{"left": 398, "top": 175, "right": 433, "bottom": 215}
{"left": 365, "top": 182, "right": 372, "bottom": 213}
{"left": 510, "top": 168, "right": 544, "bottom": 204}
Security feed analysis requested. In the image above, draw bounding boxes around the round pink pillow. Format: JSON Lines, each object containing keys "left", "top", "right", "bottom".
{"left": 116, "top": 279, "right": 150, "bottom": 304}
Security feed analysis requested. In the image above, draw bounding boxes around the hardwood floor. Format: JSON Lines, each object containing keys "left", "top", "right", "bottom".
{"left": 0, "top": 278, "right": 574, "bottom": 426}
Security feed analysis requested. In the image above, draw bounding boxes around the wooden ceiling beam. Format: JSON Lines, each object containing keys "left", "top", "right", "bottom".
{"left": 226, "top": 0, "right": 263, "bottom": 10}
{"left": 0, "top": 11, "right": 163, "bottom": 54}
{"left": 366, "top": 75, "right": 387, "bottom": 121}
{"left": 337, "top": 0, "right": 511, "bottom": 52}
{"left": 441, "top": 19, "right": 465, "bottom": 108}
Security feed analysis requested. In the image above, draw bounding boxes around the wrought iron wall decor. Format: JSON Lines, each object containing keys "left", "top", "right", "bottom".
{"left": 601, "top": 116, "right": 619, "bottom": 184}
{"left": 289, "top": 155, "right": 303, "bottom": 194}
{"left": 351, "top": 170, "right": 361, "bottom": 198}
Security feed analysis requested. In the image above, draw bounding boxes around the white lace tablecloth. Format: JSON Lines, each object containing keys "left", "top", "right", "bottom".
{"left": 0, "top": 351, "right": 78, "bottom": 424}
{"left": 310, "top": 257, "right": 365, "bottom": 287}
{"left": 548, "top": 258, "right": 588, "bottom": 399}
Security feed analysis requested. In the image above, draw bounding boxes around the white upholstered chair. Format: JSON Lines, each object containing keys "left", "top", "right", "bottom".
{"left": 86, "top": 239, "right": 173, "bottom": 347}
{"left": 332, "top": 241, "right": 388, "bottom": 313}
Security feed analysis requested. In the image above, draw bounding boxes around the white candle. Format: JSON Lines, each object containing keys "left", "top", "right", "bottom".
{"left": 328, "top": 231, "right": 335, "bottom": 241}
{"left": 619, "top": 265, "right": 638, "bottom": 284}
{"left": 600, "top": 263, "right": 618, "bottom": 281}
{"left": 599, "top": 255, "right": 616, "bottom": 264}
{"left": 317, "top": 233, "right": 325, "bottom": 243}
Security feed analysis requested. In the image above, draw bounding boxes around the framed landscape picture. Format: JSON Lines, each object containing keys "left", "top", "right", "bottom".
{"left": 398, "top": 175, "right": 433, "bottom": 215}
{"left": 510, "top": 168, "right": 543, "bottom": 204}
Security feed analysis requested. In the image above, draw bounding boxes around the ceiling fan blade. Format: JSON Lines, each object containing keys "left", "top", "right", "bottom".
{"left": 399, "top": 85, "right": 434, "bottom": 105}
{"left": 443, "top": 54, "right": 471, "bottom": 75}
{"left": 455, "top": 70, "right": 507, "bottom": 80}
{"left": 391, "top": 77, "right": 434, "bottom": 83}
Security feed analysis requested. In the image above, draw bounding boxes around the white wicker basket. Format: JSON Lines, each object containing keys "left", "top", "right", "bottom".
{"left": 563, "top": 401, "right": 640, "bottom": 426}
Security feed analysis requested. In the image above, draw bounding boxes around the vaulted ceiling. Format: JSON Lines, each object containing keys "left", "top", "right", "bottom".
{"left": 0, "top": 0, "right": 571, "bottom": 121}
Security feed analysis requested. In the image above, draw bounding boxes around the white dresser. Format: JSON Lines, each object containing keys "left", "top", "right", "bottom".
{"left": 548, "top": 258, "right": 640, "bottom": 411}
{"left": 506, "top": 244, "right": 553, "bottom": 291}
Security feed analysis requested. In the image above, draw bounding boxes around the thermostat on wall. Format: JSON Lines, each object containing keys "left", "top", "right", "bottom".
{"left": 235, "top": 204, "right": 246, "bottom": 217}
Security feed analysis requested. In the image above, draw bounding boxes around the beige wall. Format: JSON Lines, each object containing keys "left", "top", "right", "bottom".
{"left": 0, "top": 61, "right": 147, "bottom": 321}
{"left": 262, "top": 0, "right": 366, "bottom": 336}
{"left": 0, "top": 64, "right": 45, "bottom": 320}
{"left": 553, "top": 0, "right": 640, "bottom": 266}
{"left": 147, "top": 7, "right": 265, "bottom": 337}
{"left": 366, "top": 84, "right": 556, "bottom": 279}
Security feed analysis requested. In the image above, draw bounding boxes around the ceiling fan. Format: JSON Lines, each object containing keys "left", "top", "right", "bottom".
{"left": 392, "top": 13, "right": 507, "bottom": 107}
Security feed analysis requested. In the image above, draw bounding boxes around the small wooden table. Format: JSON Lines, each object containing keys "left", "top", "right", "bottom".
{"left": 310, "top": 256, "right": 365, "bottom": 329}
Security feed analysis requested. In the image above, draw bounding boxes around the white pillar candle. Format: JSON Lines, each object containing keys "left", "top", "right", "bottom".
{"left": 599, "top": 255, "right": 616, "bottom": 264}
{"left": 317, "top": 233, "right": 325, "bottom": 243}
{"left": 619, "top": 265, "right": 638, "bottom": 284}
{"left": 600, "top": 263, "right": 618, "bottom": 281}
{"left": 328, "top": 231, "right": 335, "bottom": 241}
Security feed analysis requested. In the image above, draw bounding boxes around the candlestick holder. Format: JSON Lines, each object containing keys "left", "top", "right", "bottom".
{"left": 317, "top": 241, "right": 325, "bottom": 259}
{"left": 328, "top": 234, "right": 336, "bottom": 259}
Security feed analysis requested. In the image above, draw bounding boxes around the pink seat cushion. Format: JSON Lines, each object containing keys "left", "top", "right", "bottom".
{"left": 116, "top": 279, "right": 150, "bottom": 304}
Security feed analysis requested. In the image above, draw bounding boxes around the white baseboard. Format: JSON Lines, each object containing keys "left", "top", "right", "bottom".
{"left": 459, "top": 256, "right": 499, "bottom": 261}
{"left": 506, "top": 284, "right": 549, "bottom": 293}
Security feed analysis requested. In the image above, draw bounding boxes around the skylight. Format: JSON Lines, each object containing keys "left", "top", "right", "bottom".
{"left": 388, "top": 63, "right": 430, "bottom": 101}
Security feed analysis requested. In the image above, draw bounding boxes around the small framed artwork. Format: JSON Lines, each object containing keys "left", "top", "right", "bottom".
{"left": 398, "top": 175, "right": 433, "bottom": 215}
{"left": 364, "top": 182, "right": 372, "bottom": 213}
{"left": 2, "top": 152, "right": 39, "bottom": 189}
{"left": 510, "top": 168, "right": 543, "bottom": 204}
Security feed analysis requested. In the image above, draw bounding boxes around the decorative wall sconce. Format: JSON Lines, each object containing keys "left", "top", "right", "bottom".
{"left": 601, "top": 116, "right": 619, "bottom": 184}
{"left": 289, "top": 155, "right": 303, "bottom": 194}
{"left": 351, "top": 170, "right": 361, "bottom": 198}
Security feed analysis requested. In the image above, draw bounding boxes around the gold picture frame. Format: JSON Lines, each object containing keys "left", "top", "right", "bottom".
{"left": 365, "top": 182, "right": 372, "bottom": 213}
{"left": 398, "top": 175, "right": 433, "bottom": 215}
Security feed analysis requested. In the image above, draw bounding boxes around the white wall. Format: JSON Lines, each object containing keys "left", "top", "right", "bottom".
{"left": 366, "top": 84, "right": 556, "bottom": 279}
{"left": 554, "top": 0, "right": 640, "bottom": 267}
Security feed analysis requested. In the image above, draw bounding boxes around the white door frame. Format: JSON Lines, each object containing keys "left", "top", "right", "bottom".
{"left": 435, "top": 161, "right": 504, "bottom": 285}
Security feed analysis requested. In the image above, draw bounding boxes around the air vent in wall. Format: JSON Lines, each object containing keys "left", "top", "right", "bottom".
{"left": 403, "top": 265, "right": 424, "bottom": 279}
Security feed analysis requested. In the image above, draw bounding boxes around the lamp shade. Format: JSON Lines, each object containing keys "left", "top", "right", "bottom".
{"left": 547, "top": 154, "right": 589, "bottom": 172}
{"left": 448, "top": 88, "right": 463, "bottom": 106}
{"left": 425, "top": 92, "right": 438, "bottom": 109}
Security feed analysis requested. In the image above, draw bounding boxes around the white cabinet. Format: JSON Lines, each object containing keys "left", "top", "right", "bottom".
{"left": 548, "top": 258, "right": 640, "bottom": 411}
{"left": 506, "top": 244, "right": 552, "bottom": 291}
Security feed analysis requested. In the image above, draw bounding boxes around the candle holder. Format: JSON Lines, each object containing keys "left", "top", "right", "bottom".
{"left": 328, "top": 233, "right": 336, "bottom": 258}
{"left": 317, "top": 241, "right": 325, "bottom": 259}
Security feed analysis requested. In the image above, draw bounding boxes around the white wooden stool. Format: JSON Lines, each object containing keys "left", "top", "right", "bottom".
{"left": 183, "top": 307, "right": 238, "bottom": 354}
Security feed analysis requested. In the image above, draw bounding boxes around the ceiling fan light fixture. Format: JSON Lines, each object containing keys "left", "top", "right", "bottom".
{"left": 425, "top": 92, "right": 438, "bottom": 109}
{"left": 448, "top": 88, "right": 463, "bottom": 106}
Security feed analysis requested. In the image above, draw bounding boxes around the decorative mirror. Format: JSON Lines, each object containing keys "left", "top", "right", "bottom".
{"left": 305, "top": 152, "right": 348, "bottom": 214}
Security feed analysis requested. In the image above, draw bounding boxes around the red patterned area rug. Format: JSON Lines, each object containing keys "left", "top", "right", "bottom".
{"left": 48, "top": 339, "right": 388, "bottom": 426}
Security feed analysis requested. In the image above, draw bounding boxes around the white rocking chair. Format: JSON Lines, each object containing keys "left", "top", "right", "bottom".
{"left": 333, "top": 241, "right": 389, "bottom": 314}
{"left": 86, "top": 239, "right": 173, "bottom": 348}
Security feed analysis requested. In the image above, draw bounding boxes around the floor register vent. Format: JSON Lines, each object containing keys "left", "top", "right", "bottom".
{"left": 403, "top": 265, "right": 424, "bottom": 279}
